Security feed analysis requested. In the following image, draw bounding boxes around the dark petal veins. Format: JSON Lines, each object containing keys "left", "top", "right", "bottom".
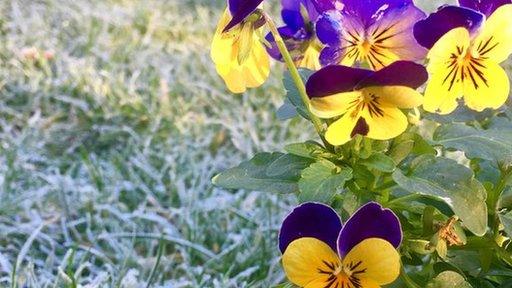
{"left": 224, "top": 0, "right": 265, "bottom": 32}
{"left": 279, "top": 202, "right": 343, "bottom": 253}
{"left": 413, "top": 5, "right": 485, "bottom": 49}
{"left": 459, "top": 0, "right": 512, "bottom": 16}
{"left": 350, "top": 117, "right": 369, "bottom": 137}
{"left": 306, "top": 65, "right": 373, "bottom": 98}
{"left": 337, "top": 202, "right": 402, "bottom": 257}
{"left": 356, "top": 61, "right": 428, "bottom": 89}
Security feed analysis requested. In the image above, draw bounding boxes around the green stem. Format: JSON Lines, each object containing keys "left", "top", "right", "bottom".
{"left": 263, "top": 13, "right": 332, "bottom": 150}
{"left": 489, "top": 167, "right": 512, "bottom": 236}
{"left": 400, "top": 266, "right": 421, "bottom": 288}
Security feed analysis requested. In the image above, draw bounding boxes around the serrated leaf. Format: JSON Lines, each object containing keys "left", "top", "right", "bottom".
{"left": 212, "top": 152, "right": 313, "bottom": 194}
{"left": 427, "top": 271, "right": 472, "bottom": 288}
{"left": 298, "top": 160, "right": 353, "bottom": 203}
{"left": 392, "top": 156, "right": 487, "bottom": 236}
{"left": 434, "top": 123, "right": 512, "bottom": 163}
{"left": 283, "top": 69, "right": 313, "bottom": 120}
{"left": 360, "top": 153, "right": 396, "bottom": 172}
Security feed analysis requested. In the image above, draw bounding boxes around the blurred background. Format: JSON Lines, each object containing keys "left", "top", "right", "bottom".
{"left": 0, "top": 0, "right": 455, "bottom": 287}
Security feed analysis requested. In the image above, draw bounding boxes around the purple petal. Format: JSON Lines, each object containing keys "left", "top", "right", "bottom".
{"left": 265, "top": 27, "right": 311, "bottom": 61}
{"left": 311, "top": 0, "right": 345, "bottom": 13}
{"left": 356, "top": 61, "right": 428, "bottom": 89}
{"left": 413, "top": 5, "right": 485, "bottom": 49}
{"left": 264, "top": 32, "right": 282, "bottom": 61}
{"left": 306, "top": 65, "right": 373, "bottom": 97}
{"left": 279, "top": 202, "right": 343, "bottom": 253}
{"left": 366, "top": 4, "right": 427, "bottom": 62}
{"left": 282, "top": 0, "right": 320, "bottom": 29}
{"left": 316, "top": 10, "right": 344, "bottom": 45}
{"left": 342, "top": 0, "right": 413, "bottom": 26}
{"left": 319, "top": 46, "right": 344, "bottom": 66}
{"left": 459, "top": 0, "right": 512, "bottom": 16}
{"left": 337, "top": 202, "right": 402, "bottom": 257}
{"left": 224, "top": 0, "right": 264, "bottom": 32}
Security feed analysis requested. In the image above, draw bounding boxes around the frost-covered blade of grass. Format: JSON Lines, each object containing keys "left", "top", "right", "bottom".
{"left": 0, "top": 0, "right": 312, "bottom": 287}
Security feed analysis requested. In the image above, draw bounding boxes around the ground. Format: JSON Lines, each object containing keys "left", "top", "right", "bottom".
{"left": 0, "top": 0, "right": 463, "bottom": 287}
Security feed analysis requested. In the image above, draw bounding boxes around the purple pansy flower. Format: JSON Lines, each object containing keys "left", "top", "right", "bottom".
{"left": 315, "top": 0, "right": 427, "bottom": 70}
{"left": 266, "top": 0, "right": 325, "bottom": 70}
{"left": 279, "top": 202, "right": 403, "bottom": 287}
{"left": 459, "top": 0, "right": 512, "bottom": 16}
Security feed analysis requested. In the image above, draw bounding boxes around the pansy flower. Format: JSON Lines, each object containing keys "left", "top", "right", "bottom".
{"left": 265, "top": 0, "right": 323, "bottom": 70}
{"left": 414, "top": 4, "right": 512, "bottom": 114}
{"left": 306, "top": 61, "right": 428, "bottom": 146}
{"left": 315, "top": 0, "right": 427, "bottom": 70}
{"left": 280, "top": 202, "right": 402, "bottom": 288}
{"left": 211, "top": 0, "right": 270, "bottom": 93}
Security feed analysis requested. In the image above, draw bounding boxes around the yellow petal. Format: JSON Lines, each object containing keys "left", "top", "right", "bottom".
{"left": 211, "top": 10, "right": 237, "bottom": 74}
{"left": 310, "top": 91, "right": 362, "bottom": 119}
{"left": 472, "top": 4, "right": 512, "bottom": 63}
{"left": 210, "top": 9, "right": 270, "bottom": 94}
{"left": 362, "top": 86, "right": 423, "bottom": 109}
{"left": 362, "top": 106, "right": 409, "bottom": 141}
{"left": 299, "top": 45, "right": 322, "bottom": 71}
{"left": 282, "top": 238, "right": 342, "bottom": 287}
{"left": 341, "top": 49, "right": 358, "bottom": 67}
{"left": 324, "top": 110, "right": 361, "bottom": 146}
{"left": 427, "top": 27, "right": 470, "bottom": 66}
{"left": 248, "top": 39, "right": 270, "bottom": 85}
{"left": 423, "top": 68, "right": 463, "bottom": 114}
{"left": 342, "top": 238, "right": 401, "bottom": 286}
{"left": 424, "top": 28, "right": 470, "bottom": 114}
{"left": 463, "top": 60, "right": 510, "bottom": 111}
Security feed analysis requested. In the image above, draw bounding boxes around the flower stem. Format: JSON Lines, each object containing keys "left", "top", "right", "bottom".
{"left": 400, "top": 266, "right": 421, "bottom": 288}
{"left": 263, "top": 12, "right": 331, "bottom": 149}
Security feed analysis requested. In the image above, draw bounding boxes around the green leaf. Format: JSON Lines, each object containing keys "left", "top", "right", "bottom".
{"left": 212, "top": 152, "right": 313, "bottom": 194}
{"left": 434, "top": 123, "right": 512, "bottom": 163}
{"left": 499, "top": 211, "right": 512, "bottom": 237}
{"left": 298, "top": 160, "right": 353, "bottom": 203}
{"left": 424, "top": 105, "right": 495, "bottom": 124}
{"left": 407, "top": 239, "right": 436, "bottom": 255}
{"left": 427, "top": 271, "right": 472, "bottom": 288}
{"left": 284, "top": 141, "right": 336, "bottom": 160}
{"left": 392, "top": 156, "right": 487, "bottom": 236}
{"left": 395, "top": 132, "right": 436, "bottom": 155}
{"left": 283, "top": 69, "right": 313, "bottom": 120}
{"left": 389, "top": 139, "right": 414, "bottom": 164}
{"left": 360, "top": 152, "right": 396, "bottom": 172}
{"left": 276, "top": 100, "right": 298, "bottom": 120}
